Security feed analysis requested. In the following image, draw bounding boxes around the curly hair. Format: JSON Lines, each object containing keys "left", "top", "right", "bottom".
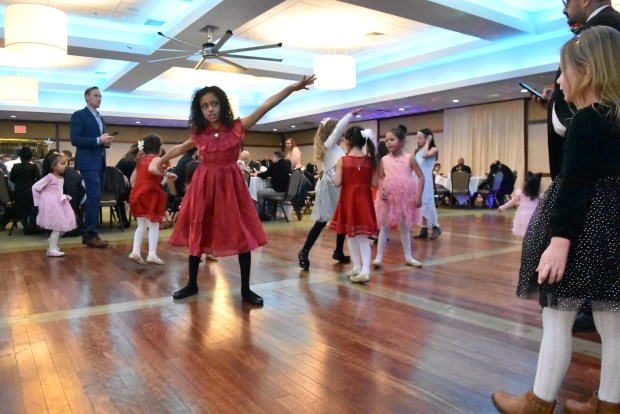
{"left": 188, "top": 86, "right": 235, "bottom": 134}
{"left": 42, "top": 153, "right": 63, "bottom": 176}
{"left": 313, "top": 118, "right": 339, "bottom": 162}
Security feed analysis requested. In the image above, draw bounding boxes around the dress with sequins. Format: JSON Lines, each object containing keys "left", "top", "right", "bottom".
{"left": 517, "top": 105, "right": 620, "bottom": 312}
{"left": 169, "top": 119, "right": 267, "bottom": 257}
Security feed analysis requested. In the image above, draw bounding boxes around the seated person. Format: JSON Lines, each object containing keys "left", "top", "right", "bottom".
{"left": 450, "top": 157, "right": 472, "bottom": 175}
{"left": 433, "top": 162, "right": 444, "bottom": 178}
{"left": 239, "top": 150, "right": 261, "bottom": 173}
{"left": 254, "top": 151, "right": 290, "bottom": 220}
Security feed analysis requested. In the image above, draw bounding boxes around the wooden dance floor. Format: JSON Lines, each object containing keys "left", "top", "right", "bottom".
{"left": 0, "top": 209, "right": 602, "bottom": 413}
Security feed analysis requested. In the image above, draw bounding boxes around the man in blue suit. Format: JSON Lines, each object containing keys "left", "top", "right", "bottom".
{"left": 71, "top": 86, "right": 114, "bottom": 248}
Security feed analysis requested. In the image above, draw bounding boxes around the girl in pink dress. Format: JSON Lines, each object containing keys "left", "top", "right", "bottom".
{"left": 498, "top": 172, "right": 542, "bottom": 237}
{"left": 330, "top": 126, "right": 378, "bottom": 283}
{"left": 373, "top": 125, "right": 425, "bottom": 268}
{"left": 32, "top": 153, "right": 77, "bottom": 257}
{"left": 128, "top": 135, "right": 178, "bottom": 265}
{"left": 158, "top": 75, "right": 316, "bottom": 306}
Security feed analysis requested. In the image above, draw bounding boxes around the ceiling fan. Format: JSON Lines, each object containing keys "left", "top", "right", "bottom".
{"left": 131, "top": 26, "right": 283, "bottom": 71}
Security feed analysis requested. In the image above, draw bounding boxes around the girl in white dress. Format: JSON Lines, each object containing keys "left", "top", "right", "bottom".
{"left": 413, "top": 128, "right": 441, "bottom": 240}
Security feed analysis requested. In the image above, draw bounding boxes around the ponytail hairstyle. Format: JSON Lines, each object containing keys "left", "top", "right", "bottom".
{"left": 523, "top": 171, "right": 543, "bottom": 200}
{"left": 345, "top": 126, "right": 376, "bottom": 170}
{"left": 42, "top": 153, "right": 63, "bottom": 176}
{"left": 416, "top": 127, "right": 438, "bottom": 160}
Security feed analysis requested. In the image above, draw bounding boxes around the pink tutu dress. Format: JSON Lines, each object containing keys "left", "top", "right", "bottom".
{"left": 374, "top": 152, "right": 422, "bottom": 227}
{"left": 31, "top": 173, "right": 77, "bottom": 232}
{"left": 499, "top": 189, "right": 540, "bottom": 237}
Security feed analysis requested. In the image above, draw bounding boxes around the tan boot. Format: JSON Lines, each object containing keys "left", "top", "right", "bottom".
{"left": 564, "top": 393, "right": 620, "bottom": 414}
{"left": 492, "top": 389, "right": 556, "bottom": 414}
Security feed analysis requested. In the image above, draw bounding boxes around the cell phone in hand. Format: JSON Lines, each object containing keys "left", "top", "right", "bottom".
{"left": 519, "top": 82, "right": 548, "bottom": 103}
{"left": 110, "top": 131, "right": 120, "bottom": 136}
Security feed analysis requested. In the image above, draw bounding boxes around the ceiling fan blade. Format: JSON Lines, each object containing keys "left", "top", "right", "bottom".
{"left": 214, "top": 56, "right": 247, "bottom": 71}
{"left": 128, "top": 46, "right": 192, "bottom": 52}
{"left": 211, "top": 30, "right": 233, "bottom": 53}
{"left": 194, "top": 57, "right": 206, "bottom": 70}
{"left": 157, "top": 31, "right": 202, "bottom": 50}
{"left": 148, "top": 53, "right": 199, "bottom": 63}
{"left": 220, "top": 43, "right": 282, "bottom": 54}
{"left": 222, "top": 54, "right": 283, "bottom": 62}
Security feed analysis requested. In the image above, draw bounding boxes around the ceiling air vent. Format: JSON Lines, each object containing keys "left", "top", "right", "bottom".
{"left": 144, "top": 19, "right": 165, "bottom": 27}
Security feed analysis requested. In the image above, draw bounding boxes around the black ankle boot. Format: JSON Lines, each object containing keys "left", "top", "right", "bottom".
{"left": 298, "top": 249, "right": 310, "bottom": 270}
{"left": 241, "top": 289, "right": 264, "bottom": 306}
{"left": 332, "top": 250, "right": 351, "bottom": 263}
{"left": 413, "top": 227, "right": 429, "bottom": 239}
{"left": 173, "top": 284, "right": 198, "bottom": 300}
{"left": 430, "top": 226, "right": 442, "bottom": 240}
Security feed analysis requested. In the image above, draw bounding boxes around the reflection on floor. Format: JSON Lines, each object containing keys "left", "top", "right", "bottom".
{"left": 0, "top": 207, "right": 601, "bottom": 413}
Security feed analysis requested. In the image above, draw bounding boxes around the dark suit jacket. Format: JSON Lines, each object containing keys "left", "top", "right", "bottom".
{"left": 451, "top": 164, "right": 471, "bottom": 175}
{"left": 70, "top": 107, "right": 107, "bottom": 171}
{"left": 257, "top": 159, "right": 290, "bottom": 192}
{"left": 548, "top": 6, "right": 620, "bottom": 178}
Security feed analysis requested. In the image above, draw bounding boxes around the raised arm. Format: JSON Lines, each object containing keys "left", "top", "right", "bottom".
{"left": 241, "top": 75, "right": 316, "bottom": 131}
{"left": 324, "top": 109, "right": 362, "bottom": 149}
{"left": 157, "top": 139, "right": 195, "bottom": 173}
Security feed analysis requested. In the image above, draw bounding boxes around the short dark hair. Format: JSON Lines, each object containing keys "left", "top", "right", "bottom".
{"left": 142, "top": 134, "right": 162, "bottom": 156}
{"left": 273, "top": 151, "right": 285, "bottom": 160}
{"left": 84, "top": 86, "right": 99, "bottom": 97}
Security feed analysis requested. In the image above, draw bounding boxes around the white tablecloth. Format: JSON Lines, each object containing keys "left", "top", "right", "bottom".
{"left": 248, "top": 176, "right": 271, "bottom": 201}
{"left": 435, "top": 175, "right": 487, "bottom": 204}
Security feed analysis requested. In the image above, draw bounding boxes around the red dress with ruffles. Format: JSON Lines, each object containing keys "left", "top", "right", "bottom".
{"left": 169, "top": 119, "right": 267, "bottom": 257}
{"left": 329, "top": 155, "right": 378, "bottom": 237}
{"left": 129, "top": 154, "right": 166, "bottom": 222}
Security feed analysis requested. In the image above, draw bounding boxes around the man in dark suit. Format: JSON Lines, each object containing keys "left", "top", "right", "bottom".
{"left": 546, "top": 0, "right": 620, "bottom": 179}
{"left": 255, "top": 151, "right": 290, "bottom": 220}
{"left": 450, "top": 157, "right": 472, "bottom": 175}
{"left": 70, "top": 86, "right": 114, "bottom": 248}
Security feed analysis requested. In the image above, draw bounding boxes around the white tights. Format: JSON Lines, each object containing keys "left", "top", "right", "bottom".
{"left": 48, "top": 230, "right": 64, "bottom": 251}
{"left": 533, "top": 307, "right": 620, "bottom": 404}
{"left": 132, "top": 217, "right": 160, "bottom": 257}
{"left": 375, "top": 224, "right": 414, "bottom": 263}
{"left": 347, "top": 235, "right": 372, "bottom": 275}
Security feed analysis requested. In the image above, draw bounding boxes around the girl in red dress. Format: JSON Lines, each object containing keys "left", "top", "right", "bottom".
{"left": 128, "top": 135, "right": 177, "bottom": 265}
{"left": 157, "top": 75, "right": 316, "bottom": 306}
{"left": 330, "top": 126, "right": 378, "bottom": 284}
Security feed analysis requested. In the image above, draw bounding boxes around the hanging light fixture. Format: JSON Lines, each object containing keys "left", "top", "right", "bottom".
{"left": 5, "top": 4, "right": 68, "bottom": 57}
{"left": 0, "top": 76, "right": 39, "bottom": 105}
{"left": 314, "top": 53, "right": 356, "bottom": 90}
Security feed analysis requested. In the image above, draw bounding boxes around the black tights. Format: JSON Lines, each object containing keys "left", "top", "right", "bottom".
{"left": 302, "top": 221, "right": 346, "bottom": 253}
{"left": 186, "top": 252, "right": 252, "bottom": 293}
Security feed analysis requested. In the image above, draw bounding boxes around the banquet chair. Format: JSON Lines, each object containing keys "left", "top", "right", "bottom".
{"left": 99, "top": 166, "right": 126, "bottom": 230}
{"left": 303, "top": 191, "right": 316, "bottom": 214}
{"left": 478, "top": 171, "right": 504, "bottom": 208}
{"left": 166, "top": 179, "right": 183, "bottom": 222}
{"left": 450, "top": 171, "right": 471, "bottom": 208}
{"left": 265, "top": 168, "right": 304, "bottom": 222}
{"left": 0, "top": 174, "right": 20, "bottom": 235}
{"left": 434, "top": 182, "right": 450, "bottom": 207}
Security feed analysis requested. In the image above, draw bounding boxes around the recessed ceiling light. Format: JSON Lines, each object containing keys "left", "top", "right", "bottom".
{"left": 273, "top": 128, "right": 278, "bottom": 131}
{"left": 520, "top": 89, "right": 528, "bottom": 93}
{"left": 135, "top": 121, "right": 141, "bottom": 124}
{"left": 398, "top": 107, "right": 405, "bottom": 111}
{"left": 291, "top": 125, "right": 296, "bottom": 128}
{"left": 355, "top": 114, "right": 362, "bottom": 118}
{"left": 10, "top": 115, "right": 16, "bottom": 118}
{"left": 452, "top": 99, "right": 459, "bottom": 103}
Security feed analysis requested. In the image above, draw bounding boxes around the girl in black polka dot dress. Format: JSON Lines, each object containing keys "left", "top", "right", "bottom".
{"left": 493, "top": 26, "right": 620, "bottom": 413}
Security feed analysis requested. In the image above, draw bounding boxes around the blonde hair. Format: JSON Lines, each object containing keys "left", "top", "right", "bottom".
{"left": 560, "top": 26, "right": 620, "bottom": 125}
{"left": 313, "top": 118, "right": 339, "bottom": 162}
